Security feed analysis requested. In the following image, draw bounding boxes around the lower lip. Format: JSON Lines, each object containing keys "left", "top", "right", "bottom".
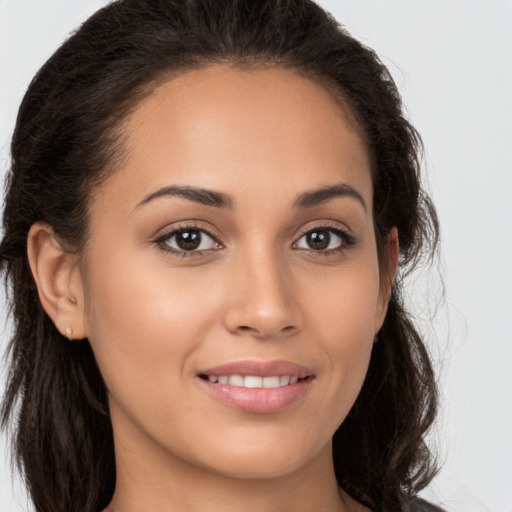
{"left": 198, "top": 377, "right": 313, "bottom": 413}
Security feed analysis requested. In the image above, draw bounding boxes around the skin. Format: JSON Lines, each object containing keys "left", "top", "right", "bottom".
{"left": 28, "top": 66, "right": 398, "bottom": 512}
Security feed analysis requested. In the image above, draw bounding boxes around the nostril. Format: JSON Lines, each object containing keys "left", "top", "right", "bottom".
{"left": 235, "top": 323, "right": 297, "bottom": 337}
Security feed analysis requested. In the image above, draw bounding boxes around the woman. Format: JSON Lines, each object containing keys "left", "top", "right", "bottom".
{"left": 0, "top": 0, "right": 443, "bottom": 511}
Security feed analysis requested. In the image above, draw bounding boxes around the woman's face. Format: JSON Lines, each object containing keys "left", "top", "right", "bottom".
{"left": 79, "top": 66, "right": 391, "bottom": 480}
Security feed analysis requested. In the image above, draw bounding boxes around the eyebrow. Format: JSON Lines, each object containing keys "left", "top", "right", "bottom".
{"left": 294, "top": 183, "right": 367, "bottom": 211}
{"left": 135, "top": 182, "right": 366, "bottom": 211}
{"left": 136, "top": 185, "right": 234, "bottom": 209}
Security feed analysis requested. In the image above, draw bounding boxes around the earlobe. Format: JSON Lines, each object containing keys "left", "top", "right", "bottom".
{"left": 375, "top": 226, "right": 399, "bottom": 331}
{"left": 27, "top": 222, "right": 87, "bottom": 340}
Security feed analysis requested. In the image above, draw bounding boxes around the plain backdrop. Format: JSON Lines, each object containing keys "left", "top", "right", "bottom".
{"left": 1, "top": 1, "right": 511, "bottom": 511}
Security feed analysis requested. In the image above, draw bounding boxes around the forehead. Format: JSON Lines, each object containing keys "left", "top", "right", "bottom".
{"left": 98, "top": 65, "right": 373, "bottom": 214}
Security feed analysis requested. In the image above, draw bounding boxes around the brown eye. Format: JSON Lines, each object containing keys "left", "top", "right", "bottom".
{"left": 175, "top": 230, "right": 202, "bottom": 250}
{"left": 294, "top": 227, "right": 353, "bottom": 252}
{"left": 306, "top": 230, "right": 331, "bottom": 250}
{"left": 159, "top": 228, "right": 220, "bottom": 253}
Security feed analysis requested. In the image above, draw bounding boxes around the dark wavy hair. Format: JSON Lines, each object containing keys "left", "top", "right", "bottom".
{"left": 0, "top": 1, "right": 441, "bottom": 511}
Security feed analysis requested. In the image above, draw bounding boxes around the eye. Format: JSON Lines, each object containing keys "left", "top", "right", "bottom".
{"left": 157, "top": 227, "right": 221, "bottom": 254}
{"left": 293, "top": 227, "right": 354, "bottom": 252}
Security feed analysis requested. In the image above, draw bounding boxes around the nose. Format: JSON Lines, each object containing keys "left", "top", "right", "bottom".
{"left": 221, "top": 248, "right": 302, "bottom": 340}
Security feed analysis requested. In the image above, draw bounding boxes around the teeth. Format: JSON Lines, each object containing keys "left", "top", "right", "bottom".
{"left": 280, "top": 375, "right": 290, "bottom": 386}
{"left": 206, "top": 374, "right": 303, "bottom": 388}
{"left": 228, "top": 375, "right": 244, "bottom": 386}
{"left": 263, "top": 376, "right": 281, "bottom": 388}
{"left": 244, "top": 375, "right": 263, "bottom": 388}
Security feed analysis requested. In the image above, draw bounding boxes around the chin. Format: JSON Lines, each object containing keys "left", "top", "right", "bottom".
{"left": 207, "top": 454, "right": 309, "bottom": 480}
{"left": 192, "top": 432, "right": 329, "bottom": 480}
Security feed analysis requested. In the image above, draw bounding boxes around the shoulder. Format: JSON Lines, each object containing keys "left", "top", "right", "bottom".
{"left": 408, "top": 497, "right": 446, "bottom": 512}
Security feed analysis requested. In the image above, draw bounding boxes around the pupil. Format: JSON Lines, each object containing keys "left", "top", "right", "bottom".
{"left": 307, "top": 230, "right": 330, "bottom": 250}
{"left": 176, "top": 230, "right": 201, "bottom": 250}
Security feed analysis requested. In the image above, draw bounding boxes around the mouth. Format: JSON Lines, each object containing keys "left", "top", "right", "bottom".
{"left": 196, "top": 360, "right": 315, "bottom": 413}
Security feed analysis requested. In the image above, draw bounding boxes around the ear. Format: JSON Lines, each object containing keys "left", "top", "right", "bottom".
{"left": 374, "top": 226, "right": 399, "bottom": 332}
{"left": 27, "top": 222, "right": 87, "bottom": 340}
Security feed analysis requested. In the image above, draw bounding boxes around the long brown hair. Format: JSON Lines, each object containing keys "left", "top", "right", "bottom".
{"left": 1, "top": 1, "right": 440, "bottom": 511}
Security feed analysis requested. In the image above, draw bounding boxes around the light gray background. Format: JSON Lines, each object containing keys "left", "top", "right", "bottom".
{"left": 1, "top": 1, "right": 511, "bottom": 511}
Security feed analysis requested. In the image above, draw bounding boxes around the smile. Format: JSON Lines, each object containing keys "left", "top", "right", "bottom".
{"left": 201, "top": 374, "right": 303, "bottom": 388}
{"left": 197, "top": 360, "right": 315, "bottom": 413}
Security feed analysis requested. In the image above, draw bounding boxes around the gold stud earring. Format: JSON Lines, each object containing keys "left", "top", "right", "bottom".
{"left": 65, "top": 327, "right": 74, "bottom": 340}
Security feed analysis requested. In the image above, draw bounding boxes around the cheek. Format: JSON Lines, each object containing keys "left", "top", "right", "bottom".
{"left": 302, "top": 257, "right": 381, "bottom": 340}
{"left": 81, "top": 251, "right": 211, "bottom": 397}
{"left": 82, "top": 263, "right": 219, "bottom": 462}
{"left": 301, "top": 260, "right": 380, "bottom": 402}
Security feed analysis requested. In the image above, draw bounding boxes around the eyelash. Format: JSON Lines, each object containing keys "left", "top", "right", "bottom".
{"left": 293, "top": 223, "right": 356, "bottom": 256}
{"left": 154, "top": 223, "right": 221, "bottom": 258}
{"left": 154, "top": 222, "right": 356, "bottom": 258}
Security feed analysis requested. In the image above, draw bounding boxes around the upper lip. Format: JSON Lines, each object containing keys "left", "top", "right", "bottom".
{"left": 198, "top": 360, "right": 314, "bottom": 379}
